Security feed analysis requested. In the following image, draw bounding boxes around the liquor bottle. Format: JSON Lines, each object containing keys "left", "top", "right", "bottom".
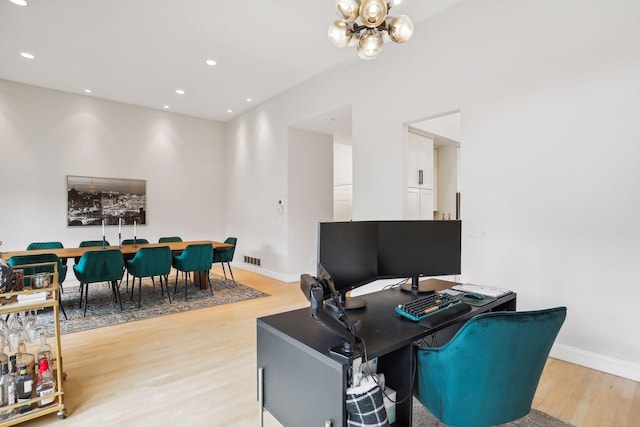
{"left": 0, "top": 362, "right": 16, "bottom": 419}
{"left": 15, "top": 364, "right": 32, "bottom": 414}
{"left": 8, "top": 356, "right": 16, "bottom": 377}
{"left": 35, "top": 358, "right": 56, "bottom": 408}
{"left": 36, "top": 329, "right": 53, "bottom": 369}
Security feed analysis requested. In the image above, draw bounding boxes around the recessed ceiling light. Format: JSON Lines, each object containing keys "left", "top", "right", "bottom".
{"left": 205, "top": 59, "right": 217, "bottom": 66}
{"left": 163, "top": 105, "right": 170, "bottom": 109}
{"left": 175, "top": 89, "right": 185, "bottom": 95}
{"left": 246, "top": 98, "right": 252, "bottom": 102}
{"left": 227, "top": 109, "right": 233, "bottom": 113}
{"left": 84, "top": 89, "right": 92, "bottom": 94}
{"left": 10, "top": 0, "right": 28, "bottom": 6}
{"left": 20, "top": 52, "right": 35, "bottom": 59}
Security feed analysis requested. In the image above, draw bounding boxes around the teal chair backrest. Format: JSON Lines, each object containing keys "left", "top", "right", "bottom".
{"left": 414, "top": 307, "right": 567, "bottom": 427}
{"left": 126, "top": 246, "right": 172, "bottom": 278}
{"left": 159, "top": 237, "right": 182, "bottom": 243}
{"left": 8, "top": 254, "right": 67, "bottom": 286}
{"left": 213, "top": 237, "right": 237, "bottom": 263}
{"left": 26, "top": 241, "right": 68, "bottom": 265}
{"left": 122, "top": 239, "right": 149, "bottom": 245}
{"left": 80, "top": 240, "right": 110, "bottom": 247}
{"left": 26, "top": 242, "right": 63, "bottom": 251}
{"left": 73, "top": 249, "right": 124, "bottom": 283}
{"left": 173, "top": 244, "right": 213, "bottom": 273}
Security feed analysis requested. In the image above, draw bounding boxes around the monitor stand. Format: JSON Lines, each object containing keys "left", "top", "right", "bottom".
{"left": 326, "top": 293, "right": 367, "bottom": 312}
{"left": 400, "top": 276, "right": 437, "bottom": 295}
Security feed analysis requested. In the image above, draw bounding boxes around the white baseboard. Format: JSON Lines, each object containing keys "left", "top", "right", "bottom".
{"left": 231, "top": 262, "right": 299, "bottom": 283}
{"left": 550, "top": 343, "right": 640, "bottom": 382}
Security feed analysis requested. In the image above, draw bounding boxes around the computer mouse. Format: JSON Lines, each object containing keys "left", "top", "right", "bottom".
{"left": 464, "top": 292, "right": 485, "bottom": 300}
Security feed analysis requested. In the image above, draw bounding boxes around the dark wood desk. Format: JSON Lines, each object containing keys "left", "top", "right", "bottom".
{"left": 1, "top": 240, "right": 233, "bottom": 290}
{"left": 257, "top": 285, "right": 517, "bottom": 427}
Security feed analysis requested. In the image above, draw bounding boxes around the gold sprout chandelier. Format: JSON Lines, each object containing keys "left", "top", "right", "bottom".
{"left": 328, "top": 0, "right": 414, "bottom": 60}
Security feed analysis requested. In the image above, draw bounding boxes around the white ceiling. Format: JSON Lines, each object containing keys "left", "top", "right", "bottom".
{"left": 0, "top": 0, "right": 462, "bottom": 122}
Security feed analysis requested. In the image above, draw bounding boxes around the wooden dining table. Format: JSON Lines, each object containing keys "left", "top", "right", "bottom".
{"left": 1, "top": 240, "right": 233, "bottom": 290}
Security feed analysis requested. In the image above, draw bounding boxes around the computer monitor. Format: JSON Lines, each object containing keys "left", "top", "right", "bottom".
{"left": 318, "top": 220, "right": 462, "bottom": 299}
{"left": 377, "top": 220, "right": 461, "bottom": 293}
{"left": 317, "top": 221, "right": 378, "bottom": 309}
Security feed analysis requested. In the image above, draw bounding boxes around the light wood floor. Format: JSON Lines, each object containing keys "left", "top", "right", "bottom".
{"left": 21, "top": 267, "right": 639, "bottom": 427}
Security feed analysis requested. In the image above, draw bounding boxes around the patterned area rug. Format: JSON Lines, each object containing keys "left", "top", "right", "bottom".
{"left": 38, "top": 272, "right": 268, "bottom": 335}
{"left": 412, "top": 398, "right": 575, "bottom": 426}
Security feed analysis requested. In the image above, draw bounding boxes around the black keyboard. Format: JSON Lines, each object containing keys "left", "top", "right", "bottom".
{"left": 395, "top": 292, "right": 464, "bottom": 322}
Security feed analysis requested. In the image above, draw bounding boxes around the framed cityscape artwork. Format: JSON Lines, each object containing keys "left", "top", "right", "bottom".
{"left": 66, "top": 175, "right": 147, "bottom": 227}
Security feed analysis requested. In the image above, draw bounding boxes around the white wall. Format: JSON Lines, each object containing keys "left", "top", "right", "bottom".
{"left": 287, "top": 128, "right": 333, "bottom": 277}
{"left": 0, "top": 79, "right": 226, "bottom": 249}
{"left": 224, "top": 0, "right": 640, "bottom": 380}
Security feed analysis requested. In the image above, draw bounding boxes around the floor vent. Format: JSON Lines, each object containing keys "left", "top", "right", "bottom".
{"left": 244, "top": 256, "right": 261, "bottom": 266}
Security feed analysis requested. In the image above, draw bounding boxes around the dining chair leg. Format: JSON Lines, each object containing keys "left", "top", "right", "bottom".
{"left": 164, "top": 274, "right": 172, "bottom": 304}
{"left": 208, "top": 270, "right": 213, "bottom": 296}
{"left": 151, "top": 276, "right": 156, "bottom": 289}
{"left": 185, "top": 271, "right": 189, "bottom": 301}
{"left": 83, "top": 283, "right": 89, "bottom": 317}
{"left": 227, "top": 262, "right": 236, "bottom": 285}
{"left": 137, "top": 277, "right": 142, "bottom": 308}
{"left": 59, "top": 299, "right": 68, "bottom": 321}
{"left": 221, "top": 263, "right": 228, "bottom": 280}
{"left": 79, "top": 283, "right": 84, "bottom": 308}
{"left": 174, "top": 272, "right": 179, "bottom": 294}
{"left": 113, "top": 280, "right": 123, "bottom": 311}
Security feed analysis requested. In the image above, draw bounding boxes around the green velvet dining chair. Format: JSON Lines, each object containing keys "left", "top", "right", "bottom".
{"left": 74, "top": 240, "right": 110, "bottom": 265}
{"left": 159, "top": 236, "right": 184, "bottom": 283}
{"left": 125, "top": 246, "right": 172, "bottom": 308}
{"left": 121, "top": 238, "right": 149, "bottom": 291}
{"left": 26, "top": 241, "right": 67, "bottom": 265}
{"left": 73, "top": 249, "right": 124, "bottom": 317}
{"left": 414, "top": 306, "right": 567, "bottom": 427}
{"left": 212, "top": 237, "right": 237, "bottom": 285}
{"left": 7, "top": 253, "right": 68, "bottom": 320}
{"left": 172, "top": 243, "right": 213, "bottom": 300}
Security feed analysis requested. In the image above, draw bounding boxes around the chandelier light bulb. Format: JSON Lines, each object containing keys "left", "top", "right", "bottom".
{"left": 336, "top": 0, "right": 361, "bottom": 23}
{"left": 388, "top": 14, "right": 413, "bottom": 43}
{"left": 328, "top": 20, "right": 353, "bottom": 48}
{"left": 357, "top": 29, "right": 383, "bottom": 60}
{"left": 359, "top": 0, "right": 388, "bottom": 28}
{"left": 329, "top": 0, "right": 412, "bottom": 59}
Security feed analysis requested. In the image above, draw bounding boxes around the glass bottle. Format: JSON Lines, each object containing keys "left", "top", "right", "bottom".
{"left": 35, "top": 358, "right": 56, "bottom": 408}
{"left": 0, "top": 332, "right": 9, "bottom": 366}
{"left": 36, "top": 327, "right": 53, "bottom": 369}
{"left": 0, "top": 362, "right": 16, "bottom": 419}
{"left": 15, "top": 364, "right": 32, "bottom": 414}
{"left": 8, "top": 355, "right": 16, "bottom": 377}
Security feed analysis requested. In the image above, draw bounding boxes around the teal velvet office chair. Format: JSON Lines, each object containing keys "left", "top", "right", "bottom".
{"left": 172, "top": 243, "right": 213, "bottom": 300}
{"left": 212, "top": 237, "right": 237, "bottom": 285}
{"left": 73, "top": 249, "right": 124, "bottom": 317}
{"left": 414, "top": 307, "right": 567, "bottom": 427}
{"left": 8, "top": 253, "right": 68, "bottom": 320}
{"left": 26, "top": 241, "right": 67, "bottom": 265}
{"left": 125, "top": 246, "right": 172, "bottom": 308}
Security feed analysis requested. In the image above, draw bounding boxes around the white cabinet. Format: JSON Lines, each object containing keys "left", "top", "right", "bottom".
{"left": 407, "top": 132, "right": 434, "bottom": 188}
{"left": 406, "top": 131, "right": 435, "bottom": 219}
{"left": 407, "top": 187, "right": 434, "bottom": 220}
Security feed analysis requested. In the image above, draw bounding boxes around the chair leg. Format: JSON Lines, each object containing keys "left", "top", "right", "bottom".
{"left": 59, "top": 298, "right": 68, "bottom": 320}
{"left": 83, "top": 283, "right": 89, "bottom": 317}
{"left": 137, "top": 277, "right": 142, "bottom": 308}
{"left": 113, "top": 280, "right": 123, "bottom": 311}
{"left": 185, "top": 271, "right": 189, "bottom": 301}
{"left": 208, "top": 270, "right": 213, "bottom": 296}
{"left": 227, "top": 262, "right": 236, "bottom": 285}
{"left": 151, "top": 276, "right": 156, "bottom": 289}
{"left": 221, "top": 263, "right": 228, "bottom": 280}
{"left": 174, "top": 272, "right": 179, "bottom": 294}
{"left": 165, "top": 275, "right": 172, "bottom": 304}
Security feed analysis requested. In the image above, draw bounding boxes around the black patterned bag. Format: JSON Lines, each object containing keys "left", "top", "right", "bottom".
{"left": 345, "top": 376, "right": 389, "bottom": 427}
